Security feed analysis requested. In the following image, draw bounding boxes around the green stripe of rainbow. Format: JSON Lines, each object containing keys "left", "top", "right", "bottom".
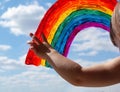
{"left": 25, "top": 0, "right": 117, "bottom": 67}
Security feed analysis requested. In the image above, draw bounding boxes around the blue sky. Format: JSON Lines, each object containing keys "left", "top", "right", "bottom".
{"left": 0, "top": 0, "right": 120, "bottom": 92}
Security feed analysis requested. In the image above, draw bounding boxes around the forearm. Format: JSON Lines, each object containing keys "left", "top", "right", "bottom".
{"left": 45, "top": 49, "right": 120, "bottom": 87}
{"left": 81, "top": 64, "right": 119, "bottom": 87}
{"left": 45, "top": 48, "right": 83, "bottom": 86}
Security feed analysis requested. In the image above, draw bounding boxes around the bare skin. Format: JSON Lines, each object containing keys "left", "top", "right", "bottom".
{"left": 27, "top": 33, "right": 120, "bottom": 87}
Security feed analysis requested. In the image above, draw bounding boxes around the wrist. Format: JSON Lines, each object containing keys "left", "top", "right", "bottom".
{"left": 45, "top": 48, "right": 58, "bottom": 60}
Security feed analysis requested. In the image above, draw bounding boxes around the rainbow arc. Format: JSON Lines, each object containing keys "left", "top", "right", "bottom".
{"left": 25, "top": 0, "right": 117, "bottom": 67}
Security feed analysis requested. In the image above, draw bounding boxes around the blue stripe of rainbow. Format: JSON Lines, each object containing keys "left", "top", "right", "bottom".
{"left": 52, "top": 9, "right": 111, "bottom": 56}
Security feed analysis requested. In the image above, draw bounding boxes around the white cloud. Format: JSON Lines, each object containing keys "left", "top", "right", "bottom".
{"left": 0, "top": 45, "right": 11, "bottom": 51}
{"left": 78, "top": 51, "right": 97, "bottom": 56}
{"left": 0, "top": 56, "right": 22, "bottom": 71}
{"left": 0, "top": 55, "right": 67, "bottom": 91}
{"left": 0, "top": 3, "right": 46, "bottom": 36}
{"left": 70, "top": 27, "right": 119, "bottom": 56}
{"left": 0, "top": 55, "right": 120, "bottom": 92}
{"left": 74, "top": 57, "right": 112, "bottom": 67}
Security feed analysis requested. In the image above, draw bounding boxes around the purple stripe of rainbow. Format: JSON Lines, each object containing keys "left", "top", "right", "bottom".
{"left": 64, "top": 22, "right": 110, "bottom": 56}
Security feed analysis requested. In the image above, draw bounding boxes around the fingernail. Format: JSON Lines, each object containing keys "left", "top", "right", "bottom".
{"left": 30, "top": 33, "right": 33, "bottom": 37}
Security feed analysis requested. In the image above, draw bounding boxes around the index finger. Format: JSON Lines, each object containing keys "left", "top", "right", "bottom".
{"left": 29, "top": 33, "right": 42, "bottom": 45}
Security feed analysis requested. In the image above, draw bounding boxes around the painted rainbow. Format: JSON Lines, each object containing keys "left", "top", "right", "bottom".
{"left": 25, "top": 0, "right": 117, "bottom": 67}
